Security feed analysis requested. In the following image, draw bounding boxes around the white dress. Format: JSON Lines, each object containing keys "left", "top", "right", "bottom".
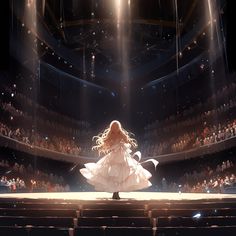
{"left": 80, "top": 142, "right": 158, "bottom": 192}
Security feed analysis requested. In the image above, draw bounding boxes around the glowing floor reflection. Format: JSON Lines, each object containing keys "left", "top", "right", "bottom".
{"left": 0, "top": 192, "right": 235, "bottom": 201}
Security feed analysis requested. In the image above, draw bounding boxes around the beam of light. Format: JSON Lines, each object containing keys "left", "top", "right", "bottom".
{"left": 114, "top": 0, "right": 132, "bottom": 123}
{"left": 91, "top": 54, "right": 95, "bottom": 79}
{"left": 174, "top": 0, "right": 180, "bottom": 76}
{"left": 207, "top": 0, "right": 214, "bottom": 41}
{"left": 205, "top": 0, "right": 227, "bottom": 126}
{"left": 115, "top": 0, "right": 121, "bottom": 29}
{"left": 27, "top": 0, "right": 33, "bottom": 8}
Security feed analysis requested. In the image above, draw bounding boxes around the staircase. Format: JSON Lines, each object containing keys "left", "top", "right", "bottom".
{"left": 0, "top": 197, "right": 236, "bottom": 235}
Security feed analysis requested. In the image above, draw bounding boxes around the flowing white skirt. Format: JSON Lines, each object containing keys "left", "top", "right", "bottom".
{"left": 80, "top": 144, "right": 154, "bottom": 192}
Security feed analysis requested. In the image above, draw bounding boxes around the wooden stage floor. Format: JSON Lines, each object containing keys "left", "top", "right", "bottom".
{"left": 0, "top": 192, "right": 235, "bottom": 201}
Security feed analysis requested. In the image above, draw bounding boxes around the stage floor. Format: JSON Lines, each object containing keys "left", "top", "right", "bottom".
{"left": 0, "top": 192, "right": 235, "bottom": 201}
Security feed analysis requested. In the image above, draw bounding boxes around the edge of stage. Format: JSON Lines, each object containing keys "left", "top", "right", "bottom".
{"left": 0, "top": 192, "right": 235, "bottom": 201}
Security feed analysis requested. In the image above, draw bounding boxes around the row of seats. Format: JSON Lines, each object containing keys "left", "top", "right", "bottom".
{"left": 0, "top": 198, "right": 235, "bottom": 235}
{"left": 1, "top": 225, "right": 236, "bottom": 236}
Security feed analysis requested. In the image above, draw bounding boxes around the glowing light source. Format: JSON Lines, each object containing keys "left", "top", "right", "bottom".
{"left": 115, "top": 0, "right": 121, "bottom": 29}
{"left": 200, "top": 64, "right": 205, "bottom": 69}
{"left": 193, "top": 213, "right": 201, "bottom": 219}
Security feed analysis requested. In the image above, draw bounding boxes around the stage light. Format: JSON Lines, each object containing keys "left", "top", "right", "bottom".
{"left": 27, "top": 0, "right": 34, "bottom": 8}
{"left": 22, "top": 23, "right": 25, "bottom": 27}
{"left": 193, "top": 213, "right": 201, "bottom": 218}
{"left": 27, "top": 30, "right": 31, "bottom": 34}
{"left": 11, "top": 93, "right": 14, "bottom": 97}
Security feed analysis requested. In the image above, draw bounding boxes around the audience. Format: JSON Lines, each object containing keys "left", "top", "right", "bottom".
{"left": 142, "top": 81, "right": 236, "bottom": 156}
{"left": 159, "top": 159, "right": 236, "bottom": 193}
{"left": 0, "top": 155, "right": 70, "bottom": 193}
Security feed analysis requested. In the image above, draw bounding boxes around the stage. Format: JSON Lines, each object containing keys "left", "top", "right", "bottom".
{"left": 0, "top": 191, "right": 236, "bottom": 235}
{"left": 0, "top": 192, "right": 235, "bottom": 201}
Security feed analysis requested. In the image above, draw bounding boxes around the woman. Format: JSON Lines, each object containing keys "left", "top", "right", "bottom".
{"left": 80, "top": 120, "right": 158, "bottom": 199}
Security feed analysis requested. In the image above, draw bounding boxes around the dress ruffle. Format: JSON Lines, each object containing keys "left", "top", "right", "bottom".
{"left": 80, "top": 143, "right": 156, "bottom": 192}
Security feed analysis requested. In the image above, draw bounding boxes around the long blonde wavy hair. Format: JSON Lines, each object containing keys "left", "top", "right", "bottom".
{"left": 92, "top": 120, "right": 138, "bottom": 155}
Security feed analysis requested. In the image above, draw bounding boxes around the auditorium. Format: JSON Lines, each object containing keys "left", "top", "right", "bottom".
{"left": 0, "top": 0, "right": 236, "bottom": 235}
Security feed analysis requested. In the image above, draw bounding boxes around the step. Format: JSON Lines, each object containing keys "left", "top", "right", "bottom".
{"left": 0, "top": 216, "right": 75, "bottom": 227}
{"left": 156, "top": 216, "right": 236, "bottom": 227}
{"left": 0, "top": 226, "right": 71, "bottom": 236}
{"left": 0, "top": 208, "right": 77, "bottom": 217}
{"left": 74, "top": 226, "right": 153, "bottom": 236}
{"left": 150, "top": 208, "right": 236, "bottom": 217}
{"left": 77, "top": 216, "right": 151, "bottom": 227}
{"left": 155, "top": 226, "right": 236, "bottom": 236}
{"left": 81, "top": 209, "right": 145, "bottom": 217}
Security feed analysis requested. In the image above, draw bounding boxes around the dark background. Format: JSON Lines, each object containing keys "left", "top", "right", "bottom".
{"left": 1, "top": 0, "right": 236, "bottom": 70}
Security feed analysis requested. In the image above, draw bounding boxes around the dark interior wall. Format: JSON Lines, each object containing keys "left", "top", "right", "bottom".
{"left": 0, "top": 0, "right": 9, "bottom": 70}
{"left": 226, "top": 0, "right": 236, "bottom": 72}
